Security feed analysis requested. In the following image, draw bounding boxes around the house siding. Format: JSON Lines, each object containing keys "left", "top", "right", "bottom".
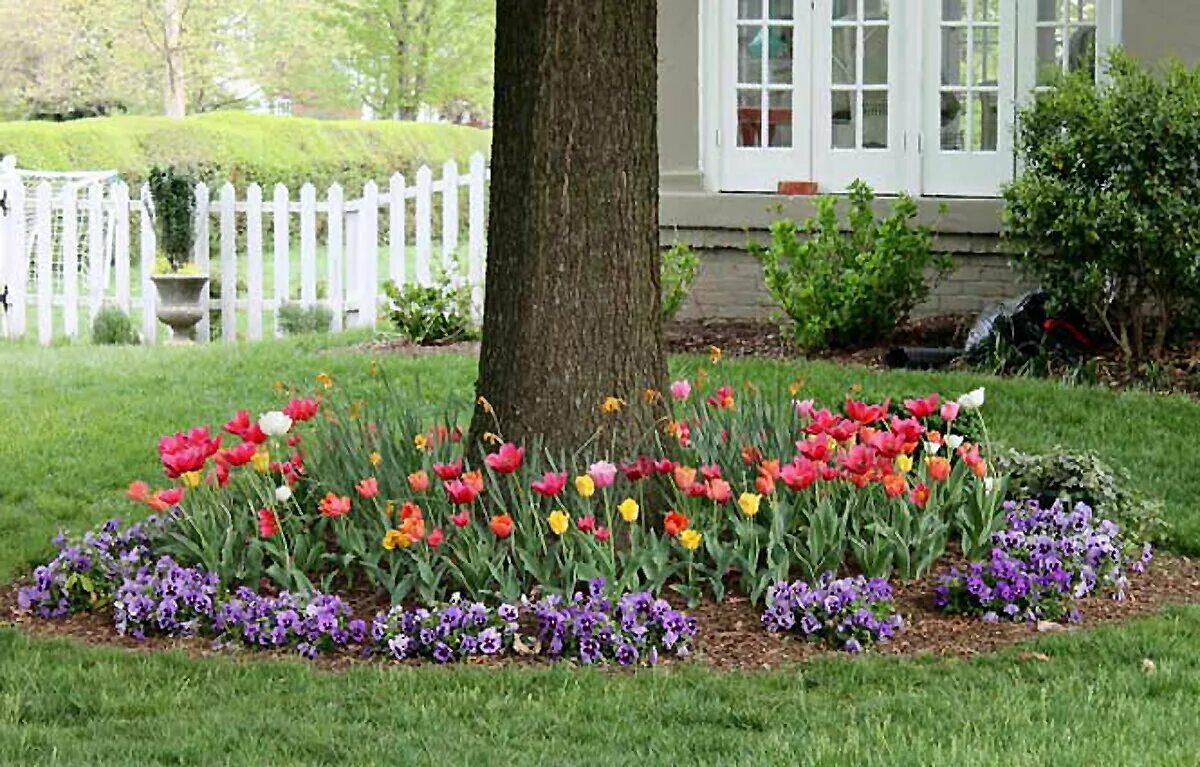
{"left": 657, "top": 0, "right": 1195, "bottom": 321}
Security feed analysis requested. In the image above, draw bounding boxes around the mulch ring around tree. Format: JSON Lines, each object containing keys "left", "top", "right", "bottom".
{"left": 3, "top": 555, "right": 1198, "bottom": 673}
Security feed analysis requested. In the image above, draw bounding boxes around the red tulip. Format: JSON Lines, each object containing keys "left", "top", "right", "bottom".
{"left": 126, "top": 480, "right": 150, "bottom": 502}
{"left": 909, "top": 483, "right": 931, "bottom": 507}
{"left": 664, "top": 510, "right": 689, "bottom": 537}
{"left": 705, "top": 478, "right": 732, "bottom": 503}
{"left": 594, "top": 526, "right": 611, "bottom": 542}
{"left": 224, "top": 441, "right": 258, "bottom": 467}
{"left": 427, "top": 527, "right": 444, "bottom": 548}
{"left": 461, "top": 470, "right": 485, "bottom": 493}
{"left": 433, "top": 459, "right": 463, "bottom": 481}
{"left": 844, "top": 397, "right": 890, "bottom": 425}
{"left": 451, "top": 510, "right": 470, "bottom": 527}
{"left": 283, "top": 398, "right": 319, "bottom": 422}
{"left": 158, "top": 486, "right": 184, "bottom": 505}
{"left": 489, "top": 513, "right": 514, "bottom": 538}
{"left": 484, "top": 442, "right": 524, "bottom": 474}
{"left": 781, "top": 459, "right": 817, "bottom": 491}
{"left": 444, "top": 479, "right": 477, "bottom": 505}
{"left": 531, "top": 471, "right": 568, "bottom": 496}
{"left": 700, "top": 464, "right": 722, "bottom": 481}
{"left": 576, "top": 515, "right": 596, "bottom": 533}
{"left": 319, "top": 492, "right": 351, "bottom": 518}
{"left": 654, "top": 458, "right": 676, "bottom": 474}
{"left": 223, "top": 409, "right": 251, "bottom": 436}
{"left": 882, "top": 473, "right": 907, "bottom": 498}
{"left": 903, "top": 394, "right": 939, "bottom": 419}
{"left": 257, "top": 508, "right": 279, "bottom": 537}
{"left": 355, "top": 477, "right": 379, "bottom": 499}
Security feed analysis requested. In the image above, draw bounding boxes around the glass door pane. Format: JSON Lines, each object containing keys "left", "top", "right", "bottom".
{"left": 828, "top": 0, "right": 889, "bottom": 151}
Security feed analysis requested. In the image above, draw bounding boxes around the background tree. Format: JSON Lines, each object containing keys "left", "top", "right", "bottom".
{"left": 328, "top": 0, "right": 495, "bottom": 120}
{"left": 470, "top": 0, "right": 665, "bottom": 452}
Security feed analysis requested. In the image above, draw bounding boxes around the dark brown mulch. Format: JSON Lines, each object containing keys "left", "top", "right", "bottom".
{"left": 3, "top": 555, "right": 1198, "bottom": 672}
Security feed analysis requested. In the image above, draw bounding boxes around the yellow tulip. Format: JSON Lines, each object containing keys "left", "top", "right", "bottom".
{"left": 382, "top": 529, "right": 410, "bottom": 550}
{"left": 574, "top": 474, "right": 596, "bottom": 498}
{"left": 738, "top": 492, "right": 762, "bottom": 517}
{"left": 180, "top": 471, "right": 201, "bottom": 489}
{"left": 251, "top": 448, "right": 270, "bottom": 473}
{"left": 369, "top": 451, "right": 382, "bottom": 466}
{"left": 896, "top": 454, "right": 913, "bottom": 474}
{"left": 413, "top": 434, "right": 429, "bottom": 451}
{"left": 679, "top": 528, "right": 702, "bottom": 551}
{"left": 618, "top": 497, "right": 639, "bottom": 523}
{"left": 548, "top": 510, "right": 570, "bottom": 536}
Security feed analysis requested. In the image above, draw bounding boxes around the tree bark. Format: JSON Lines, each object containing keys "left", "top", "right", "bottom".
{"left": 470, "top": 0, "right": 665, "bottom": 454}
{"left": 162, "top": 0, "right": 186, "bottom": 118}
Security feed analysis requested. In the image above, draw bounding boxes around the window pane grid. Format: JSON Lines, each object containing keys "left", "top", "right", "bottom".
{"left": 939, "top": 0, "right": 998, "bottom": 153}
{"left": 830, "top": 1, "right": 888, "bottom": 151}
{"left": 1035, "top": 0, "right": 1096, "bottom": 87}
{"left": 735, "top": 6, "right": 796, "bottom": 149}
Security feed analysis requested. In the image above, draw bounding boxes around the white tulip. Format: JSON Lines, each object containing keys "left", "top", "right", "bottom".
{"left": 274, "top": 485, "right": 293, "bottom": 503}
{"left": 258, "top": 410, "right": 293, "bottom": 437}
{"left": 984, "top": 477, "right": 996, "bottom": 493}
{"left": 957, "top": 387, "right": 986, "bottom": 410}
{"left": 924, "top": 441, "right": 942, "bottom": 455}
{"left": 945, "top": 434, "right": 964, "bottom": 451}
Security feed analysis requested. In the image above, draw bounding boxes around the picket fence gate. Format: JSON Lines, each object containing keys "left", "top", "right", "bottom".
{"left": 0, "top": 153, "right": 487, "bottom": 345}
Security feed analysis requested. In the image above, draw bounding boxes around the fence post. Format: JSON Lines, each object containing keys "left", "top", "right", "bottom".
{"left": 300, "top": 182, "right": 317, "bottom": 307}
{"left": 272, "top": 184, "right": 290, "bottom": 337}
{"left": 86, "top": 183, "right": 104, "bottom": 326}
{"left": 1, "top": 165, "right": 27, "bottom": 339}
{"left": 194, "top": 182, "right": 211, "bottom": 343}
{"left": 138, "top": 184, "right": 157, "bottom": 344}
{"left": 35, "top": 182, "right": 52, "bottom": 345}
{"left": 326, "top": 184, "right": 344, "bottom": 333}
{"left": 415, "top": 165, "right": 433, "bottom": 286}
{"left": 441, "top": 159, "right": 459, "bottom": 275}
{"left": 61, "top": 185, "right": 79, "bottom": 339}
{"left": 468, "top": 152, "right": 486, "bottom": 322}
{"left": 246, "top": 183, "right": 264, "bottom": 340}
{"left": 360, "top": 181, "right": 379, "bottom": 328}
{"left": 388, "top": 173, "right": 406, "bottom": 289}
{"left": 219, "top": 183, "right": 236, "bottom": 342}
{"left": 113, "top": 182, "right": 130, "bottom": 313}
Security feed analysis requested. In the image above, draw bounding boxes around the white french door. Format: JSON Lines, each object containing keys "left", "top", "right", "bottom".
{"left": 922, "top": 0, "right": 1018, "bottom": 196}
{"left": 719, "top": 0, "right": 812, "bottom": 192}
{"left": 813, "top": 0, "right": 908, "bottom": 192}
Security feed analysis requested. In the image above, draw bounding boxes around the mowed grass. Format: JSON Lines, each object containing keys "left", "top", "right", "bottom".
{"left": 1, "top": 336, "right": 1200, "bottom": 765}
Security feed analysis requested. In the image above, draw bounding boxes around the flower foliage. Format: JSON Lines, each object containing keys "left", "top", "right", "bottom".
{"left": 761, "top": 573, "right": 903, "bottom": 652}
{"left": 935, "top": 499, "right": 1153, "bottom": 623}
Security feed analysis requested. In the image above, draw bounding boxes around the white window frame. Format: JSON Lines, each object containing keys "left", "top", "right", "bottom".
{"left": 704, "top": 0, "right": 1122, "bottom": 198}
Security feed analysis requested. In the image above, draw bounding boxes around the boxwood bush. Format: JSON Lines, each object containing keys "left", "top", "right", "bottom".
{"left": 0, "top": 112, "right": 491, "bottom": 194}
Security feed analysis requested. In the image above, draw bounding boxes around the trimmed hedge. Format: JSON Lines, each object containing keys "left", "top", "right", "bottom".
{"left": 0, "top": 112, "right": 491, "bottom": 193}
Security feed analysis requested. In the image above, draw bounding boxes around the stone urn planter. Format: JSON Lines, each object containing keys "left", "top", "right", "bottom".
{"left": 152, "top": 273, "right": 209, "bottom": 342}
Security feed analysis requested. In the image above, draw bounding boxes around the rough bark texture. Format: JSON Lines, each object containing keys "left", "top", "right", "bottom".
{"left": 471, "top": 0, "right": 665, "bottom": 453}
{"left": 162, "top": 0, "right": 186, "bottom": 119}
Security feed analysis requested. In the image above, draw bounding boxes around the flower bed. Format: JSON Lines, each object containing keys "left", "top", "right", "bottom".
{"left": 11, "top": 367, "right": 1157, "bottom": 663}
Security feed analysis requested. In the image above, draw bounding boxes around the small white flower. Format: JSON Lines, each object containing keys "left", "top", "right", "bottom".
{"left": 258, "top": 410, "right": 293, "bottom": 437}
{"left": 984, "top": 477, "right": 996, "bottom": 493}
{"left": 923, "top": 441, "right": 942, "bottom": 455}
{"left": 945, "top": 434, "right": 965, "bottom": 451}
{"left": 957, "top": 387, "right": 986, "bottom": 410}
{"left": 274, "top": 485, "right": 293, "bottom": 503}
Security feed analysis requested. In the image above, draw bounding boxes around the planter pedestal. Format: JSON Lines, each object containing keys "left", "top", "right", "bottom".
{"left": 151, "top": 274, "right": 209, "bottom": 343}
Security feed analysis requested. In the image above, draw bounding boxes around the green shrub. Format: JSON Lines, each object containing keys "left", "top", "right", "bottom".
{"left": 148, "top": 166, "right": 196, "bottom": 271}
{"left": 0, "top": 112, "right": 491, "bottom": 193}
{"left": 278, "top": 302, "right": 334, "bottom": 335}
{"left": 91, "top": 305, "right": 139, "bottom": 345}
{"left": 753, "top": 180, "right": 950, "bottom": 351}
{"left": 1003, "top": 50, "right": 1200, "bottom": 363}
{"left": 995, "top": 449, "right": 1169, "bottom": 547}
{"left": 384, "top": 277, "right": 477, "bottom": 345}
{"left": 661, "top": 242, "right": 699, "bottom": 320}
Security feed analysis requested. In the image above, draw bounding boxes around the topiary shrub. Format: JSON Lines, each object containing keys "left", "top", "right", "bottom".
{"left": 661, "top": 242, "right": 699, "bottom": 320}
{"left": 91, "top": 305, "right": 139, "bottom": 345}
{"left": 1003, "top": 50, "right": 1200, "bottom": 364}
{"left": 278, "top": 303, "right": 334, "bottom": 336}
{"left": 752, "top": 180, "right": 951, "bottom": 352}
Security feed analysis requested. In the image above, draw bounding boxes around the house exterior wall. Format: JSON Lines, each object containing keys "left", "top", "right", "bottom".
{"left": 656, "top": 0, "right": 1195, "bottom": 321}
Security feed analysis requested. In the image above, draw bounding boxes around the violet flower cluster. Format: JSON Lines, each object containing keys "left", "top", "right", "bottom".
{"left": 371, "top": 595, "right": 520, "bottom": 663}
{"left": 934, "top": 499, "right": 1153, "bottom": 623}
{"left": 17, "top": 517, "right": 158, "bottom": 617}
{"left": 761, "top": 572, "right": 904, "bottom": 653}
{"left": 213, "top": 588, "right": 367, "bottom": 659}
{"left": 114, "top": 555, "right": 220, "bottom": 638}
{"left": 530, "top": 577, "right": 697, "bottom": 666}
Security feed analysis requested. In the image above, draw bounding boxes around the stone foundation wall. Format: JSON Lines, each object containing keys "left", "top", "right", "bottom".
{"left": 662, "top": 226, "right": 1034, "bottom": 322}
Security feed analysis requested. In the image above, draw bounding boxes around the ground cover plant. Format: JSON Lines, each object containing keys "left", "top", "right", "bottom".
{"left": 2, "top": 337, "right": 1200, "bottom": 764}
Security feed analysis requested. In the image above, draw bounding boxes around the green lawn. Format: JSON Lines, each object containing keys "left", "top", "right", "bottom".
{"left": 1, "top": 336, "right": 1199, "bottom": 765}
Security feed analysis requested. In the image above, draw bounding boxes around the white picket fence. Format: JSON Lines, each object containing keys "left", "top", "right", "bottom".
{"left": 0, "top": 152, "right": 487, "bottom": 345}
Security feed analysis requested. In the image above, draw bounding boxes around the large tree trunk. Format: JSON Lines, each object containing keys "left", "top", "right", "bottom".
{"left": 470, "top": 0, "right": 664, "bottom": 454}
{"left": 162, "top": 0, "right": 186, "bottom": 119}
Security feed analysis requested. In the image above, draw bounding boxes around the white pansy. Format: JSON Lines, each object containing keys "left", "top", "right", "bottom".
{"left": 258, "top": 410, "right": 293, "bottom": 437}
{"left": 274, "top": 485, "right": 293, "bottom": 503}
{"left": 957, "top": 387, "right": 986, "bottom": 410}
{"left": 945, "top": 434, "right": 964, "bottom": 451}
